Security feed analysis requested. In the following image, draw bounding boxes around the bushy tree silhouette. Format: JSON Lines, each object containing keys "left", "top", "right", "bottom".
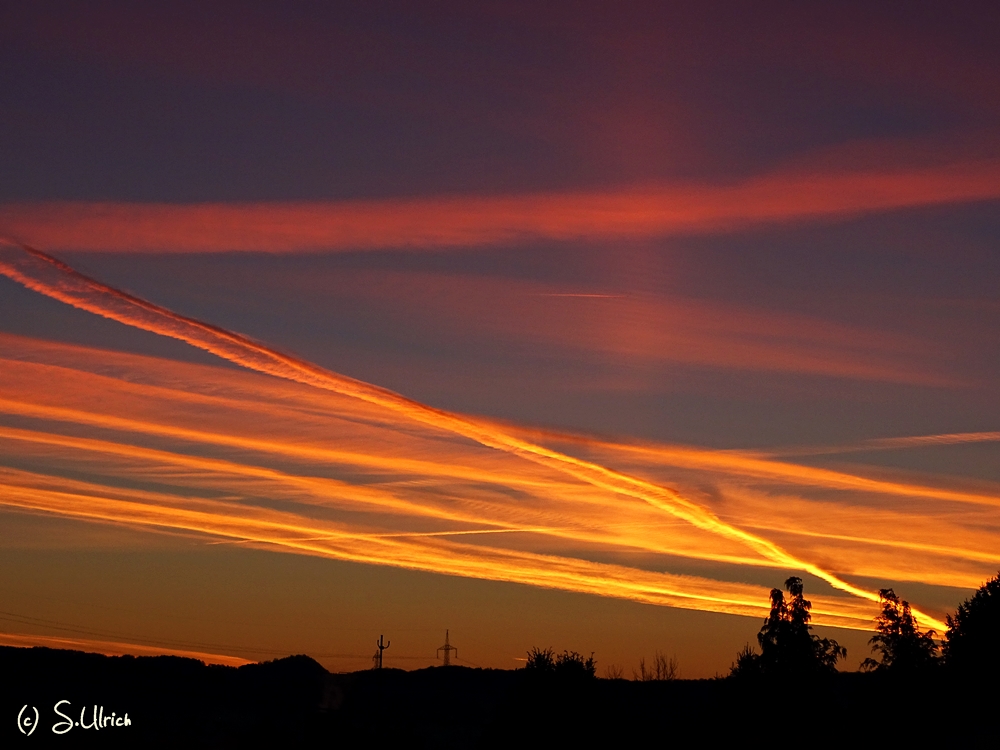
{"left": 729, "top": 643, "right": 760, "bottom": 678}
{"left": 730, "top": 576, "right": 845, "bottom": 678}
{"left": 861, "top": 588, "right": 938, "bottom": 674}
{"left": 524, "top": 647, "right": 596, "bottom": 679}
{"left": 555, "top": 650, "right": 596, "bottom": 679}
{"left": 524, "top": 646, "right": 555, "bottom": 672}
{"left": 943, "top": 571, "right": 1000, "bottom": 675}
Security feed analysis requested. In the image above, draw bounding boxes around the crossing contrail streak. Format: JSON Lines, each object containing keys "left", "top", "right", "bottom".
{"left": 0, "top": 466, "right": 880, "bottom": 629}
{"left": 4, "top": 364, "right": 991, "bottom": 591}
{"left": 0, "top": 423, "right": 770, "bottom": 568}
{"left": 0, "top": 239, "right": 948, "bottom": 630}
{"left": 503, "top": 425, "right": 1000, "bottom": 509}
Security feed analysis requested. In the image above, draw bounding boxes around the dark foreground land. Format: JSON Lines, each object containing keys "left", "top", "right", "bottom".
{"left": 2, "top": 646, "right": 994, "bottom": 747}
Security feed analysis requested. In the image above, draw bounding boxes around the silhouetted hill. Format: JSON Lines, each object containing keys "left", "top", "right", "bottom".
{"left": 2, "top": 646, "right": 995, "bottom": 747}
{"left": 2, "top": 646, "right": 330, "bottom": 747}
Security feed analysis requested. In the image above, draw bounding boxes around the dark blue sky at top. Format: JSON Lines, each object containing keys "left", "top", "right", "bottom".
{"left": 2, "top": 1, "right": 996, "bottom": 201}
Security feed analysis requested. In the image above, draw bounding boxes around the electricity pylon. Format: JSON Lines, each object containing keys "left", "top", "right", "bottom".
{"left": 436, "top": 629, "right": 458, "bottom": 666}
{"left": 373, "top": 634, "right": 390, "bottom": 669}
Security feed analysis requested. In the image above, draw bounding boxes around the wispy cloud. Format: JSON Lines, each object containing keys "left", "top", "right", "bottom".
{"left": 318, "top": 270, "right": 957, "bottom": 385}
{"left": 3, "top": 160, "right": 999, "bottom": 253}
{"left": 759, "top": 431, "right": 1000, "bottom": 458}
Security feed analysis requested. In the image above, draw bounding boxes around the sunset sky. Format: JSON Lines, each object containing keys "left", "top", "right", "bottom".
{"left": 1, "top": 2, "right": 998, "bottom": 678}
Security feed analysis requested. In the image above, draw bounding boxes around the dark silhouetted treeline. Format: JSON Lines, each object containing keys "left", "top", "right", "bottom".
{"left": 730, "top": 571, "right": 1000, "bottom": 682}
{"left": 2, "top": 572, "right": 998, "bottom": 746}
{"left": 4, "top": 647, "right": 994, "bottom": 747}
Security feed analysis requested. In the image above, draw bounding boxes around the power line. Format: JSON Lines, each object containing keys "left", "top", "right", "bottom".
{"left": 436, "top": 629, "right": 457, "bottom": 666}
{"left": 0, "top": 610, "right": 456, "bottom": 666}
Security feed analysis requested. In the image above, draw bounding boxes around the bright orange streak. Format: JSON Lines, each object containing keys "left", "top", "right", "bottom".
{"left": 0, "top": 420, "right": 775, "bottom": 569}
{"left": 3, "top": 160, "right": 1000, "bottom": 251}
{"left": 509, "top": 425, "right": 1000, "bottom": 509}
{"left": 0, "top": 241, "right": 950, "bottom": 630}
{"left": 0, "top": 467, "right": 880, "bottom": 630}
{"left": 207, "top": 528, "right": 557, "bottom": 542}
{"left": 715, "top": 486, "right": 1000, "bottom": 591}
{"left": 0, "top": 632, "right": 251, "bottom": 666}
{"left": 0, "top": 422, "right": 523, "bottom": 527}
{"left": 0, "top": 395, "right": 563, "bottom": 493}
{"left": 743, "top": 522, "right": 1000, "bottom": 568}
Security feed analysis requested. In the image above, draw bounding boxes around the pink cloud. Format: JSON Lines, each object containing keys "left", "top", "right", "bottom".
{"left": 3, "top": 160, "right": 999, "bottom": 253}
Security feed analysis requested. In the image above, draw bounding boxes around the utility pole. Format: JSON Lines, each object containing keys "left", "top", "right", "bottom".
{"left": 436, "top": 629, "right": 458, "bottom": 667}
{"left": 373, "top": 634, "right": 390, "bottom": 669}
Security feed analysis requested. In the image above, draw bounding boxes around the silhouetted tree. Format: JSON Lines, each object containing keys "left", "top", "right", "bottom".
{"left": 603, "top": 663, "right": 625, "bottom": 680}
{"left": 729, "top": 643, "right": 760, "bottom": 678}
{"left": 633, "top": 652, "right": 679, "bottom": 681}
{"left": 524, "top": 648, "right": 596, "bottom": 679}
{"left": 555, "top": 650, "right": 596, "bottom": 679}
{"left": 943, "top": 571, "right": 1000, "bottom": 675}
{"left": 861, "top": 588, "right": 938, "bottom": 674}
{"left": 525, "top": 647, "right": 555, "bottom": 672}
{"left": 730, "top": 576, "right": 845, "bottom": 678}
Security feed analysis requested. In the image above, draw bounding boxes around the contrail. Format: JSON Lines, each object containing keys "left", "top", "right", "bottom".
{"left": 504, "top": 424, "right": 1000, "bottom": 509}
{"left": 6, "top": 379, "right": 989, "bottom": 589}
{"left": 206, "top": 527, "right": 562, "bottom": 544}
{"left": 0, "top": 466, "right": 879, "bottom": 629}
{"left": 0, "top": 407, "right": 785, "bottom": 571}
{"left": 758, "top": 431, "right": 1000, "bottom": 458}
{"left": 6, "top": 341, "right": 991, "bottom": 573}
{"left": 0, "top": 240, "right": 948, "bottom": 630}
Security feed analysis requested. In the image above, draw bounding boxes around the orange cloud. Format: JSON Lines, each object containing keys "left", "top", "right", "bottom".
{"left": 2, "top": 160, "right": 999, "bottom": 252}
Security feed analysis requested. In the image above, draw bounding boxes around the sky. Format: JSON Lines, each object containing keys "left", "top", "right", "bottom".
{"left": 0, "top": 2, "right": 998, "bottom": 678}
